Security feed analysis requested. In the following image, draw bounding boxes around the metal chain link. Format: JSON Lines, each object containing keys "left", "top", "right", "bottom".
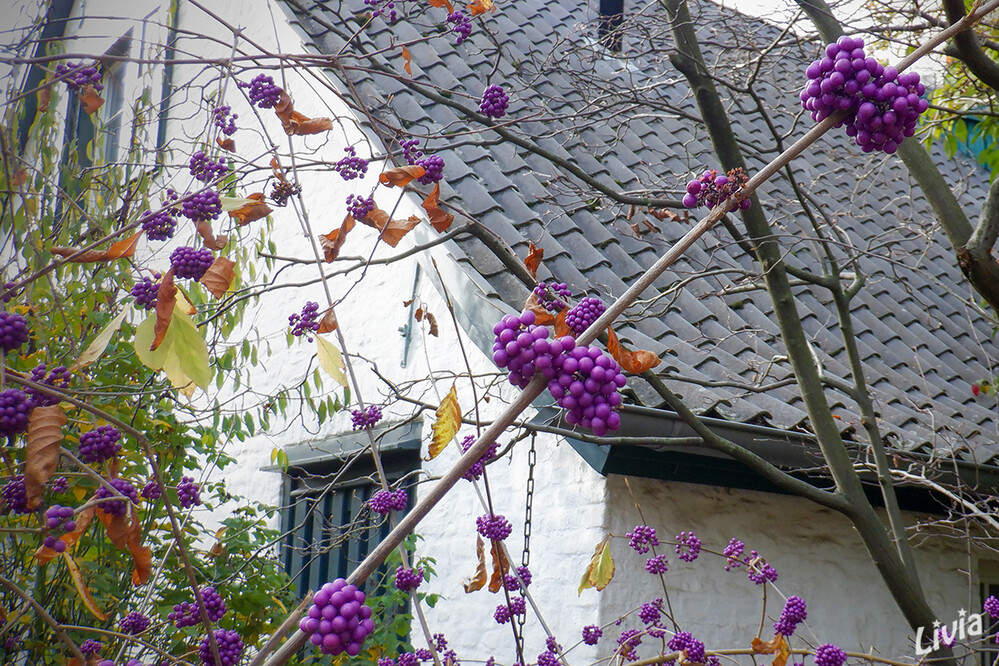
{"left": 516, "top": 434, "right": 536, "bottom": 639}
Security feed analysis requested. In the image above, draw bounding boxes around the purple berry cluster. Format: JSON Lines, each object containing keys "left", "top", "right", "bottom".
{"left": 119, "top": 611, "right": 151, "bottom": 635}
{"left": 213, "top": 105, "right": 238, "bottom": 136}
{"left": 566, "top": 297, "right": 606, "bottom": 335}
{"left": 369, "top": 488, "right": 407, "bottom": 514}
{"left": 774, "top": 595, "right": 807, "bottom": 636}
{"left": 43, "top": 505, "right": 76, "bottom": 551}
{"left": 26, "top": 363, "right": 71, "bottom": 406}
{"left": 476, "top": 513, "right": 512, "bottom": 541}
{"left": 800, "top": 36, "right": 928, "bottom": 154}
{"left": 80, "top": 639, "right": 102, "bottom": 656}
{"left": 538, "top": 651, "right": 559, "bottom": 666}
{"left": 447, "top": 11, "right": 472, "bottom": 43}
{"left": 351, "top": 405, "right": 383, "bottom": 430}
{"left": 142, "top": 209, "right": 177, "bottom": 241}
{"left": 288, "top": 301, "right": 321, "bottom": 342}
{"left": 180, "top": 189, "right": 222, "bottom": 222}
{"left": 639, "top": 597, "right": 664, "bottom": 626}
{"left": 645, "top": 554, "right": 668, "bottom": 574}
{"left": 745, "top": 550, "right": 779, "bottom": 585}
{"left": 493, "top": 596, "right": 525, "bottom": 624}
{"left": 401, "top": 138, "right": 423, "bottom": 164}
{"left": 675, "top": 531, "right": 701, "bottom": 562}
{"left": 533, "top": 282, "right": 571, "bottom": 313}
{"left": 492, "top": 311, "right": 626, "bottom": 435}
{"left": 682, "top": 168, "right": 751, "bottom": 211}
{"left": 627, "top": 525, "right": 658, "bottom": 554}
{"left": 394, "top": 565, "right": 424, "bottom": 592}
{"left": 416, "top": 155, "right": 445, "bottom": 185}
{"left": 0, "top": 310, "right": 29, "bottom": 353}
{"left": 479, "top": 85, "right": 509, "bottom": 119}
{"left": 582, "top": 625, "right": 603, "bottom": 645}
{"left": 141, "top": 480, "right": 162, "bottom": 501}
{"left": 814, "top": 644, "right": 847, "bottom": 666}
{"left": 94, "top": 478, "right": 138, "bottom": 517}
{"left": 722, "top": 538, "right": 744, "bottom": 570}
{"left": 245, "top": 74, "right": 283, "bottom": 109}
{"left": 50, "top": 476, "right": 69, "bottom": 494}
{"left": 503, "top": 565, "right": 532, "bottom": 591}
{"left": 55, "top": 62, "right": 103, "bottom": 91}
{"left": 617, "top": 628, "right": 642, "bottom": 661}
{"left": 335, "top": 146, "right": 369, "bottom": 181}
{"left": 178, "top": 476, "right": 201, "bottom": 508}
{"left": 189, "top": 151, "right": 229, "bottom": 184}
{"left": 0, "top": 389, "right": 34, "bottom": 438}
{"left": 199, "top": 629, "right": 243, "bottom": 666}
{"left": 364, "top": 0, "right": 397, "bottom": 21}
{"left": 346, "top": 193, "right": 375, "bottom": 220}
{"left": 170, "top": 246, "right": 214, "bottom": 280}
{"left": 79, "top": 425, "right": 122, "bottom": 464}
{"left": 131, "top": 274, "right": 161, "bottom": 310}
{"left": 299, "top": 578, "right": 375, "bottom": 656}
{"left": 2, "top": 475, "right": 30, "bottom": 514}
{"left": 985, "top": 595, "right": 999, "bottom": 619}
{"left": 458, "top": 434, "right": 499, "bottom": 481}
{"left": 169, "top": 586, "right": 227, "bottom": 628}
{"left": 668, "top": 631, "right": 705, "bottom": 663}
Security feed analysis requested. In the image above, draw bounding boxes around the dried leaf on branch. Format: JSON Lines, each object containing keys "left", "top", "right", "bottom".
{"left": 402, "top": 46, "right": 413, "bottom": 76}
{"left": 463, "top": 535, "right": 488, "bottom": 593}
{"left": 229, "top": 193, "right": 272, "bottom": 226}
{"left": 578, "top": 535, "right": 615, "bottom": 594}
{"left": 34, "top": 508, "right": 93, "bottom": 564}
{"left": 487, "top": 540, "right": 511, "bottom": 593}
{"left": 216, "top": 136, "right": 236, "bottom": 152}
{"left": 363, "top": 207, "right": 421, "bottom": 247}
{"left": 467, "top": 0, "right": 494, "bottom": 15}
{"left": 79, "top": 85, "right": 104, "bottom": 114}
{"left": 429, "top": 384, "right": 460, "bottom": 460}
{"left": 195, "top": 219, "right": 228, "bottom": 250}
{"left": 379, "top": 165, "right": 426, "bottom": 187}
{"left": 422, "top": 182, "right": 454, "bottom": 232}
{"left": 24, "top": 405, "right": 66, "bottom": 509}
{"left": 63, "top": 552, "right": 108, "bottom": 620}
{"left": 524, "top": 243, "right": 544, "bottom": 278}
{"left": 606, "top": 328, "right": 661, "bottom": 373}
{"left": 319, "top": 216, "right": 356, "bottom": 262}
{"left": 51, "top": 231, "right": 142, "bottom": 263}
{"left": 126, "top": 509, "right": 152, "bottom": 585}
{"left": 151, "top": 271, "right": 178, "bottom": 352}
{"left": 199, "top": 257, "right": 236, "bottom": 298}
{"left": 428, "top": 0, "right": 455, "bottom": 11}
{"left": 752, "top": 635, "right": 790, "bottom": 666}
{"left": 273, "top": 91, "right": 333, "bottom": 135}
{"left": 317, "top": 308, "right": 338, "bottom": 334}
{"left": 523, "top": 293, "right": 556, "bottom": 326}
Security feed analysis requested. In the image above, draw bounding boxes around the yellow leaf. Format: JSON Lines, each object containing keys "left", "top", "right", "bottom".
{"left": 73, "top": 308, "right": 127, "bottom": 370}
{"left": 134, "top": 306, "right": 212, "bottom": 391}
{"left": 316, "top": 335, "right": 348, "bottom": 388}
{"left": 429, "top": 384, "right": 460, "bottom": 460}
{"left": 63, "top": 552, "right": 108, "bottom": 621}
{"left": 578, "top": 535, "right": 615, "bottom": 594}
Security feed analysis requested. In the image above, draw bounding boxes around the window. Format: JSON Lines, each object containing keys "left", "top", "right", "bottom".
{"left": 278, "top": 422, "right": 422, "bottom": 597}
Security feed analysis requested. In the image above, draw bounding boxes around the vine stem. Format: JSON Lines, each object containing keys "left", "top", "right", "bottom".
{"left": 0, "top": 575, "right": 86, "bottom": 660}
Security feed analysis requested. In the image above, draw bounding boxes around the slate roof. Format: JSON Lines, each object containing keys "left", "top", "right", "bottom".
{"left": 278, "top": 0, "right": 999, "bottom": 463}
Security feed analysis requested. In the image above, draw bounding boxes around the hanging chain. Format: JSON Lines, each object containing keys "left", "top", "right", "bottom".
{"left": 522, "top": 433, "right": 536, "bottom": 569}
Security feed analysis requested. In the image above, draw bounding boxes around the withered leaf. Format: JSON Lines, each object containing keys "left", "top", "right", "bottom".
{"left": 96, "top": 504, "right": 131, "bottom": 550}
{"left": 425, "top": 312, "right": 439, "bottom": 337}
{"left": 38, "top": 86, "right": 51, "bottom": 112}
{"left": 524, "top": 293, "right": 556, "bottom": 326}
{"left": 553, "top": 309, "right": 571, "bottom": 338}
{"left": 422, "top": 182, "right": 454, "bottom": 232}
{"left": 487, "top": 540, "right": 511, "bottom": 593}
{"left": 126, "top": 508, "right": 151, "bottom": 585}
{"left": 51, "top": 231, "right": 143, "bottom": 263}
{"left": 578, "top": 535, "right": 615, "bottom": 594}
{"left": 24, "top": 405, "right": 66, "bottom": 509}
{"left": 428, "top": 0, "right": 455, "bottom": 11}
{"left": 63, "top": 552, "right": 108, "bottom": 620}
{"left": 317, "top": 308, "right": 338, "bottom": 334}
{"left": 463, "top": 535, "right": 488, "bottom": 593}
{"left": 79, "top": 84, "right": 104, "bottom": 114}
{"left": 151, "top": 270, "right": 177, "bottom": 352}
{"left": 428, "top": 384, "right": 460, "bottom": 460}
{"left": 216, "top": 136, "right": 236, "bottom": 152}
{"left": 402, "top": 46, "right": 413, "bottom": 76}
{"left": 195, "top": 219, "right": 228, "bottom": 250}
{"left": 379, "top": 165, "right": 426, "bottom": 187}
{"left": 524, "top": 243, "right": 543, "bottom": 278}
{"left": 751, "top": 636, "right": 790, "bottom": 666}
{"left": 606, "top": 328, "right": 661, "bottom": 373}
{"left": 199, "top": 257, "right": 236, "bottom": 298}
{"left": 467, "top": 0, "right": 494, "bottom": 15}
{"left": 363, "top": 207, "right": 420, "bottom": 247}
{"left": 273, "top": 90, "right": 333, "bottom": 135}
{"left": 11, "top": 169, "right": 27, "bottom": 187}
{"left": 229, "top": 193, "right": 272, "bottom": 226}
{"left": 271, "top": 157, "right": 287, "bottom": 182}
{"left": 319, "top": 216, "right": 356, "bottom": 263}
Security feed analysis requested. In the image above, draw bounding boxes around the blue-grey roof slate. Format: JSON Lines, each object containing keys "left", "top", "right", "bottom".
{"left": 278, "top": 0, "right": 999, "bottom": 460}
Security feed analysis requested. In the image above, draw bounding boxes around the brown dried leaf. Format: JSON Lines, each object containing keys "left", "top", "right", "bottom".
{"left": 126, "top": 508, "right": 151, "bottom": 585}
{"left": 363, "top": 207, "right": 420, "bottom": 247}
{"left": 403, "top": 299, "right": 415, "bottom": 307}
{"left": 487, "top": 540, "right": 511, "bottom": 593}
{"left": 79, "top": 84, "right": 104, "bottom": 114}
{"left": 229, "top": 192, "right": 272, "bottom": 226}
{"left": 216, "top": 136, "right": 236, "bottom": 152}
{"left": 209, "top": 527, "right": 227, "bottom": 558}
{"left": 63, "top": 552, "right": 108, "bottom": 620}
{"left": 11, "top": 169, "right": 27, "bottom": 187}
{"left": 606, "top": 328, "right": 661, "bottom": 374}
{"left": 379, "top": 165, "right": 426, "bottom": 187}
{"left": 428, "top": 0, "right": 455, "bottom": 12}
{"left": 151, "top": 270, "right": 177, "bottom": 352}
{"left": 553, "top": 309, "right": 571, "bottom": 338}
{"left": 524, "top": 243, "right": 543, "bottom": 278}
{"left": 38, "top": 86, "right": 51, "bottom": 112}
{"left": 317, "top": 309, "right": 338, "bottom": 334}
{"left": 199, "top": 257, "right": 236, "bottom": 298}
{"left": 195, "top": 219, "right": 228, "bottom": 250}
{"left": 51, "top": 231, "right": 143, "bottom": 263}
{"left": 415, "top": 307, "right": 424, "bottom": 321}
{"left": 467, "top": 0, "right": 494, "bottom": 15}
{"left": 96, "top": 503, "right": 131, "bottom": 550}
{"left": 425, "top": 312, "right": 439, "bottom": 337}
{"left": 319, "top": 216, "right": 356, "bottom": 263}
{"left": 402, "top": 46, "right": 413, "bottom": 76}
{"left": 647, "top": 208, "right": 682, "bottom": 223}
{"left": 24, "top": 405, "right": 66, "bottom": 509}
{"left": 752, "top": 635, "right": 791, "bottom": 666}
{"left": 273, "top": 90, "right": 333, "bottom": 135}
{"left": 422, "top": 182, "right": 454, "bottom": 232}
{"left": 463, "top": 535, "right": 488, "bottom": 593}
{"left": 271, "top": 157, "right": 287, "bottom": 182}
{"left": 523, "top": 293, "right": 556, "bottom": 326}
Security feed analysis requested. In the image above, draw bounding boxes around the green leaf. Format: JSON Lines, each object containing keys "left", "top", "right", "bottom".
{"left": 578, "top": 535, "right": 615, "bottom": 594}
{"left": 133, "top": 306, "right": 212, "bottom": 391}
{"left": 316, "top": 335, "right": 348, "bottom": 388}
